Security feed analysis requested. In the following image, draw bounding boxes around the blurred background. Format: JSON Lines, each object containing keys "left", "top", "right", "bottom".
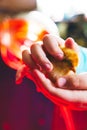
{"left": 0, "top": 0, "right": 87, "bottom": 130}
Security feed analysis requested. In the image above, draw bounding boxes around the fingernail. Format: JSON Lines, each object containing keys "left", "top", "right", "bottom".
{"left": 57, "top": 77, "right": 66, "bottom": 88}
{"left": 42, "top": 63, "right": 52, "bottom": 71}
{"left": 56, "top": 53, "right": 63, "bottom": 60}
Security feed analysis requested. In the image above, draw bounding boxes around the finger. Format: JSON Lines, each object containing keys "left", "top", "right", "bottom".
{"left": 15, "top": 64, "right": 27, "bottom": 84}
{"left": 57, "top": 73, "right": 87, "bottom": 90}
{"left": 43, "top": 34, "right": 64, "bottom": 60}
{"left": 65, "top": 37, "right": 79, "bottom": 52}
{"left": 31, "top": 43, "right": 53, "bottom": 71}
{"left": 22, "top": 50, "right": 37, "bottom": 69}
{"left": 16, "top": 68, "right": 23, "bottom": 84}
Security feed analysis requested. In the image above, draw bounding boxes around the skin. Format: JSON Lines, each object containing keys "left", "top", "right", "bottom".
{"left": 0, "top": 0, "right": 36, "bottom": 13}
{"left": 16, "top": 34, "right": 87, "bottom": 110}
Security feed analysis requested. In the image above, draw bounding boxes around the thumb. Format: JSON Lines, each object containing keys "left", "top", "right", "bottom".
{"left": 56, "top": 73, "right": 87, "bottom": 90}
{"left": 65, "top": 37, "right": 79, "bottom": 52}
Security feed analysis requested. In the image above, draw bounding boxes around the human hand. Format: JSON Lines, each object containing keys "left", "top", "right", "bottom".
{"left": 22, "top": 34, "right": 79, "bottom": 87}
{"left": 16, "top": 34, "right": 87, "bottom": 110}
